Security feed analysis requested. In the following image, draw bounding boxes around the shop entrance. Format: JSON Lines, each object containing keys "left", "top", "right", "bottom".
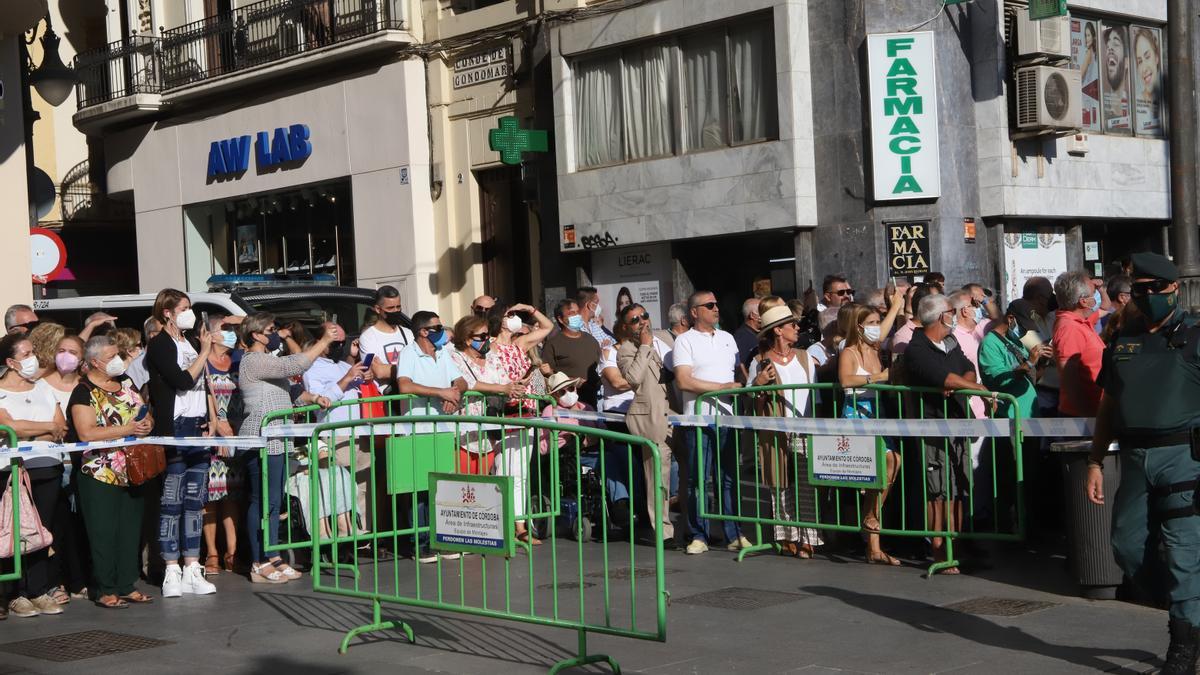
{"left": 673, "top": 231, "right": 797, "bottom": 327}
{"left": 477, "top": 166, "right": 532, "bottom": 303}
{"left": 1080, "top": 222, "right": 1166, "bottom": 279}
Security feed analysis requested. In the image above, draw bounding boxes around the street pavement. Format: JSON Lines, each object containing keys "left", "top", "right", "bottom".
{"left": 0, "top": 539, "right": 1168, "bottom": 674}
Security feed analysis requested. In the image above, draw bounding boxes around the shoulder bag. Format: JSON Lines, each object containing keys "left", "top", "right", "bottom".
{"left": 0, "top": 466, "right": 54, "bottom": 558}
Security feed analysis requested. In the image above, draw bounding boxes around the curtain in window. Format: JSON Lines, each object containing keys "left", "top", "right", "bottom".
{"left": 682, "top": 34, "right": 728, "bottom": 151}
{"left": 622, "top": 43, "right": 673, "bottom": 160}
{"left": 730, "top": 23, "right": 773, "bottom": 143}
{"left": 574, "top": 57, "right": 623, "bottom": 168}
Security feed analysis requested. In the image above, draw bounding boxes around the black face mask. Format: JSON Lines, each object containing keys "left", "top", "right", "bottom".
{"left": 329, "top": 340, "right": 347, "bottom": 360}
{"left": 383, "top": 310, "right": 405, "bottom": 327}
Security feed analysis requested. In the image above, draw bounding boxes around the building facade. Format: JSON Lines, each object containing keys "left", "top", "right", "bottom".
{"left": 547, "top": 0, "right": 1176, "bottom": 316}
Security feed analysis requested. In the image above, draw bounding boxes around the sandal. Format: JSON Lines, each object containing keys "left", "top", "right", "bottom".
{"left": 516, "top": 531, "right": 542, "bottom": 546}
{"left": 866, "top": 551, "right": 902, "bottom": 566}
{"left": 778, "top": 542, "right": 799, "bottom": 557}
{"left": 222, "top": 553, "right": 236, "bottom": 573}
{"left": 70, "top": 587, "right": 89, "bottom": 600}
{"left": 861, "top": 516, "right": 882, "bottom": 535}
{"left": 119, "top": 591, "right": 153, "bottom": 604}
{"left": 270, "top": 559, "right": 302, "bottom": 581}
{"left": 250, "top": 562, "right": 288, "bottom": 584}
{"left": 797, "top": 544, "right": 814, "bottom": 560}
{"left": 204, "top": 555, "right": 220, "bottom": 576}
{"left": 94, "top": 595, "right": 128, "bottom": 609}
{"left": 50, "top": 586, "right": 71, "bottom": 605}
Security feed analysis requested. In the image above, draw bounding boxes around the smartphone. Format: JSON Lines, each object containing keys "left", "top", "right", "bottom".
{"left": 362, "top": 353, "right": 375, "bottom": 369}
{"left": 200, "top": 311, "right": 209, "bottom": 331}
{"left": 332, "top": 313, "right": 339, "bottom": 326}
{"left": 134, "top": 404, "right": 149, "bottom": 422}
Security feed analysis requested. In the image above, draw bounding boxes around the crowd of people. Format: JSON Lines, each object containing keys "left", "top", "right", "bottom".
{"left": 0, "top": 264, "right": 1129, "bottom": 617}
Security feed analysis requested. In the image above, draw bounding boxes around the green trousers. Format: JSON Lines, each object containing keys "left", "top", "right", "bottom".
{"left": 78, "top": 474, "right": 144, "bottom": 597}
{"left": 1111, "top": 443, "right": 1200, "bottom": 623}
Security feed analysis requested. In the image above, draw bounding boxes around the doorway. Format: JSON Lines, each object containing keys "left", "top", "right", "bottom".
{"left": 476, "top": 166, "right": 532, "bottom": 303}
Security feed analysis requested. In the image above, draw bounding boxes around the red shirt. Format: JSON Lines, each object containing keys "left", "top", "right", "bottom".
{"left": 1052, "top": 310, "right": 1104, "bottom": 416}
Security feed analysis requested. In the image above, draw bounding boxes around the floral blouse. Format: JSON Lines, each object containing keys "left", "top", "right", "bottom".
{"left": 488, "top": 342, "right": 536, "bottom": 412}
{"left": 67, "top": 378, "right": 143, "bottom": 486}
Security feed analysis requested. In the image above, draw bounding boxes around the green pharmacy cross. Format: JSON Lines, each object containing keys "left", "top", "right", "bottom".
{"left": 488, "top": 116, "right": 548, "bottom": 166}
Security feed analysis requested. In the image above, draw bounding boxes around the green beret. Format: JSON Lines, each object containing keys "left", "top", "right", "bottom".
{"left": 1130, "top": 252, "right": 1179, "bottom": 282}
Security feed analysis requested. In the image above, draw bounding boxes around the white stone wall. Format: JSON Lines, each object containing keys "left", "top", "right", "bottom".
{"left": 551, "top": 0, "right": 817, "bottom": 251}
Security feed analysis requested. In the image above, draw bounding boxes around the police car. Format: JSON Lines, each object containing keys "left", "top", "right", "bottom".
{"left": 34, "top": 274, "right": 401, "bottom": 336}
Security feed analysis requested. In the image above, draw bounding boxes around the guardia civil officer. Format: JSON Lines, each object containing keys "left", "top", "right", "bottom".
{"left": 1086, "top": 252, "right": 1200, "bottom": 674}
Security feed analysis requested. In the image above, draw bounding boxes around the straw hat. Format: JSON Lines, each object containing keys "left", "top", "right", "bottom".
{"left": 757, "top": 305, "right": 798, "bottom": 337}
{"left": 546, "top": 371, "right": 583, "bottom": 396}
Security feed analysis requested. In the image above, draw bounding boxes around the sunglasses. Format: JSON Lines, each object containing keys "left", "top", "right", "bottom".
{"left": 8, "top": 321, "right": 39, "bottom": 333}
{"left": 469, "top": 332, "right": 489, "bottom": 341}
{"left": 693, "top": 302, "right": 718, "bottom": 310}
{"left": 472, "top": 306, "right": 492, "bottom": 316}
{"left": 834, "top": 289, "right": 855, "bottom": 297}
{"left": 1132, "top": 279, "right": 1173, "bottom": 295}
{"left": 626, "top": 312, "right": 650, "bottom": 324}
{"left": 424, "top": 325, "right": 445, "bottom": 333}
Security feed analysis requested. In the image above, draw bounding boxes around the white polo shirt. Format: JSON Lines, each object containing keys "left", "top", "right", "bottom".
{"left": 672, "top": 327, "right": 739, "bottom": 415}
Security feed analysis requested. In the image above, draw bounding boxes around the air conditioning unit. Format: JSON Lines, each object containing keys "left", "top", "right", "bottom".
{"left": 1017, "top": 11, "right": 1070, "bottom": 59}
{"left": 1016, "top": 65, "right": 1081, "bottom": 130}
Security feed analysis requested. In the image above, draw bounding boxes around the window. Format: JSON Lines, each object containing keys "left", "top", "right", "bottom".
{"left": 451, "top": 0, "right": 506, "bottom": 13}
{"left": 574, "top": 18, "right": 777, "bottom": 169}
{"left": 1069, "top": 15, "right": 1165, "bottom": 138}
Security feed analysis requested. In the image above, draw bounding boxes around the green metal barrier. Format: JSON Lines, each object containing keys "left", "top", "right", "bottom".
{"left": 300, "top": 412, "right": 666, "bottom": 674}
{"left": 0, "top": 425, "right": 25, "bottom": 583}
{"left": 692, "top": 383, "right": 1025, "bottom": 577}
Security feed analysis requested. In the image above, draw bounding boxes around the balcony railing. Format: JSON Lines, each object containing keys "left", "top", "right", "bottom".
{"left": 159, "top": 0, "right": 404, "bottom": 90}
{"left": 75, "top": 0, "right": 406, "bottom": 109}
{"left": 74, "top": 35, "right": 162, "bottom": 108}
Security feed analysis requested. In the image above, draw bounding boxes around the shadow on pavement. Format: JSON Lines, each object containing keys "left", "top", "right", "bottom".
{"left": 803, "top": 585, "right": 1158, "bottom": 673}
{"left": 254, "top": 591, "right": 576, "bottom": 669}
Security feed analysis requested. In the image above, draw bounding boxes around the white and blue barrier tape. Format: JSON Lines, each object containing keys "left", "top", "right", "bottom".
{"left": 0, "top": 413, "right": 1098, "bottom": 464}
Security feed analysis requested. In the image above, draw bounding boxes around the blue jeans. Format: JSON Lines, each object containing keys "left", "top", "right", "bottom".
{"left": 246, "top": 451, "right": 286, "bottom": 563}
{"left": 159, "top": 416, "right": 210, "bottom": 561}
{"left": 685, "top": 427, "right": 740, "bottom": 544}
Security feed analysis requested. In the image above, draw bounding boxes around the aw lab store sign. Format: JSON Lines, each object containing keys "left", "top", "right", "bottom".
{"left": 867, "top": 32, "right": 941, "bottom": 201}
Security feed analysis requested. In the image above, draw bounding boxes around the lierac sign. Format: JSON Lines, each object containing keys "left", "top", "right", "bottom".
{"left": 866, "top": 32, "right": 940, "bottom": 201}
{"left": 206, "top": 124, "right": 312, "bottom": 181}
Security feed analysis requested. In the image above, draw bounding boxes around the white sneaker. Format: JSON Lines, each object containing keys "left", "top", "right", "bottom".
{"left": 162, "top": 565, "right": 183, "bottom": 598}
{"left": 727, "top": 535, "right": 754, "bottom": 552}
{"left": 182, "top": 562, "right": 217, "bottom": 595}
{"left": 685, "top": 539, "right": 709, "bottom": 555}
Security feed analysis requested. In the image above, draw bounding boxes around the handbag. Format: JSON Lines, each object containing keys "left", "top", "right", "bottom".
{"left": 0, "top": 466, "right": 54, "bottom": 558}
{"left": 125, "top": 443, "right": 167, "bottom": 486}
{"left": 359, "top": 380, "right": 386, "bottom": 419}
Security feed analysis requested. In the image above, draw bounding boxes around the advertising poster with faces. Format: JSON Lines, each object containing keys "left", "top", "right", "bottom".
{"left": 1100, "top": 22, "right": 1132, "bottom": 133}
{"left": 1131, "top": 25, "right": 1165, "bottom": 137}
{"left": 1070, "top": 18, "right": 1101, "bottom": 132}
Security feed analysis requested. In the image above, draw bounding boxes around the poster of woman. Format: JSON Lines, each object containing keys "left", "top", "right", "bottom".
{"left": 1100, "top": 22, "right": 1132, "bottom": 133}
{"left": 1132, "top": 26, "right": 1164, "bottom": 136}
{"left": 1071, "top": 19, "right": 1101, "bottom": 132}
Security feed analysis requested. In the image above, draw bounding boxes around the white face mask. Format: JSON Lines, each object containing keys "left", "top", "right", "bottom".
{"left": 863, "top": 325, "right": 882, "bottom": 343}
{"left": 13, "top": 355, "right": 39, "bottom": 380}
{"left": 593, "top": 303, "right": 603, "bottom": 320}
{"left": 174, "top": 308, "right": 197, "bottom": 331}
{"left": 504, "top": 316, "right": 523, "bottom": 334}
{"left": 105, "top": 355, "right": 127, "bottom": 377}
{"left": 558, "top": 390, "right": 579, "bottom": 407}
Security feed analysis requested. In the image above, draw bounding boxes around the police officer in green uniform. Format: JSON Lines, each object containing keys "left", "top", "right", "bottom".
{"left": 1086, "top": 252, "right": 1200, "bottom": 674}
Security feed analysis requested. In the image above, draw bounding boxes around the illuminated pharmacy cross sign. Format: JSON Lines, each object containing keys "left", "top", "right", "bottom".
{"left": 488, "top": 116, "right": 547, "bottom": 166}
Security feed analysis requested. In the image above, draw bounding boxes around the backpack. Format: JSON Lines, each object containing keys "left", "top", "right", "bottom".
{"left": 0, "top": 467, "right": 54, "bottom": 558}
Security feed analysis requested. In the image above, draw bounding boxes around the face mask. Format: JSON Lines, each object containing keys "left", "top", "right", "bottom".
{"left": 175, "top": 309, "right": 197, "bottom": 331}
{"left": 55, "top": 352, "right": 80, "bottom": 374}
{"left": 12, "top": 355, "right": 39, "bottom": 380}
{"left": 264, "top": 333, "right": 282, "bottom": 352}
{"left": 383, "top": 310, "right": 405, "bottom": 327}
{"left": 558, "top": 390, "right": 579, "bottom": 407}
{"left": 592, "top": 304, "right": 603, "bottom": 320}
{"left": 220, "top": 331, "right": 238, "bottom": 349}
{"left": 943, "top": 314, "right": 959, "bottom": 331}
{"left": 973, "top": 307, "right": 985, "bottom": 324}
{"left": 1089, "top": 289, "right": 1102, "bottom": 315}
{"left": 567, "top": 315, "right": 585, "bottom": 331}
{"left": 470, "top": 339, "right": 487, "bottom": 353}
{"left": 105, "top": 355, "right": 127, "bottom": 378}
{"left": 1133, "top": 291, "right": 1177, "bottom": 324}
{"left": 428, "top": 328, "right": 449, "bottom": 350}
{"left": 504, "top": 316, "right": 523, "bottom": 334}
{"left": 862, "top": 325, "right": 882, "bottom": 343}
{"left": 1009, "top": 320, "right": 1024, "bottom": 339}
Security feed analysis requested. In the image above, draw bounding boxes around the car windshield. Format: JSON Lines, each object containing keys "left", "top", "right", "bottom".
{"left": 242, "top": 295, "right": 377, "bottom": 336}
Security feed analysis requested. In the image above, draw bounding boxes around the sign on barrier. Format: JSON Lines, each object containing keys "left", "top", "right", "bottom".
{"left": 808, "top": 434, "right": 886, "bottom": 488}
{"left": 430, "top": 472, "right": 514, "bottom": 556}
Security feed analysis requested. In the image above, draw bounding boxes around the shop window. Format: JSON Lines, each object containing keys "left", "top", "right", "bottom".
{"left": 1069, "top": 16, "right": 1165, "bottom": 138}
{"left": 184, "top": 179, "right": 355, "bottom": 291}
{"left": 573, "top": 15, "right": 777, "bottom": 169}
